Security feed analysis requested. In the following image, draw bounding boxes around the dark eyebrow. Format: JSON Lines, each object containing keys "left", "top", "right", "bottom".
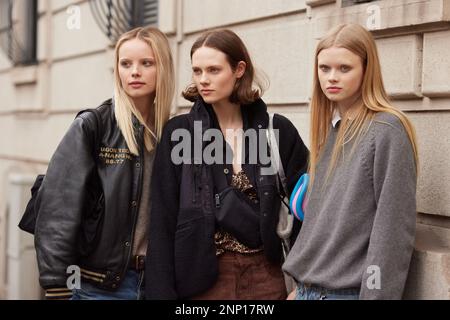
{"left": 192, "top": 65, "right": 222, "bottom": 70}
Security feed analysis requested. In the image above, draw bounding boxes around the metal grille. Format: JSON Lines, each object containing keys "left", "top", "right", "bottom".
{"left": 89, "top": 0, "right": 158, "bottom": 43}
{"left": 0, "top": 0, "right": 37, "bottom": 65}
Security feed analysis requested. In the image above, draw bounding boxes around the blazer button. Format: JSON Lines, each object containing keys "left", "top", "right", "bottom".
{"left": 264, "top": 192, "right": 269, "bottom": 196}
{"left": 136, "top": 163, "right": 140, "bottom": 168}
{"left": 125, "top": 241, "right": 130, "bottom": 247}
{"left": 131, "top": 201, "right": 137, "bottom": 207}
{"left": 115, "top": 276, "right": 121, "bottom": 281}
{"left": 224, "top": 168, "right": 229, "bottom": 174}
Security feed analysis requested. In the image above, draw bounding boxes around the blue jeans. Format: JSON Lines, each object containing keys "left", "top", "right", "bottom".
{"left": 295, "top": 282, "right": 359, "bottom": 300}
{"left": 71, "top": 270, "right": 145, "bottom": 300}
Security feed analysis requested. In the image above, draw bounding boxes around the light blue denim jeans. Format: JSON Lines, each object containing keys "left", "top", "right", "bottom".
{"left": 295, "top": 282, "right": 359, "bottom": 300}
{"left": 71, "top": 270, "right": 145, "bottom": 300}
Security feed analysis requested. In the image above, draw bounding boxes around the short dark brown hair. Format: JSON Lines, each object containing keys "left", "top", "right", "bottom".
{"left": 182, "top": 29, "right": 264, "bottom": 104}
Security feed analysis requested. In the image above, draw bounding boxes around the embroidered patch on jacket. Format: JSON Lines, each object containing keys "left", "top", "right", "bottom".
{"left": 98, "top": 147, "right": 132, "bottom": 165}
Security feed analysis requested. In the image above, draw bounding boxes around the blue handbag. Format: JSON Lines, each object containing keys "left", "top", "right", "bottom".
{"left": 289, "top": 173, "right": 309, "bottom": 221}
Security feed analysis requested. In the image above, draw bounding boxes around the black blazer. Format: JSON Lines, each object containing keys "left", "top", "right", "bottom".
{"left": 145, "top": 97, "right": 309, "bottom": 299}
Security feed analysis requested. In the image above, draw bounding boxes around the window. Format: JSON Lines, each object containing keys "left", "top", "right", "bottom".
{"left": 342, "top": 0, "right": 376, "bottom": 7}
{"left": 0, "top": 0, "right": 38, "bottom": 66}
{"left": 90, "top": 0, "right": 159, "bottom": 42}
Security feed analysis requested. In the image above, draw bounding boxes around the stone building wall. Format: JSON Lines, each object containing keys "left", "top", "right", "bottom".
{"left": 0, "top": 0, "right": 448, "bottom": 299}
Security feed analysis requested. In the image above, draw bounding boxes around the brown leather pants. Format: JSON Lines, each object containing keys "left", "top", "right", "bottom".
{"left": 191, "top": 251, "right": 287, "bottom": 300}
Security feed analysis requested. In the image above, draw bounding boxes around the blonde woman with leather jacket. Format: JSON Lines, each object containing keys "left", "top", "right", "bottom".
{"left": 34, "top": 26, "right": 174, "bottom": 300}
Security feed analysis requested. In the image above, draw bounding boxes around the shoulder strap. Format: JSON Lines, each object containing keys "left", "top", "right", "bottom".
{"left": 269, "top": 113, "right": 294, "bottom": 248}
{"left": 267, "top": 113, "right": 288, "bottom": 195}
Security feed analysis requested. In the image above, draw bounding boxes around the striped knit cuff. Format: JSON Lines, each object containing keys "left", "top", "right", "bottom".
{"left": 45, "top": 287, "right": 73, "bottom": 300}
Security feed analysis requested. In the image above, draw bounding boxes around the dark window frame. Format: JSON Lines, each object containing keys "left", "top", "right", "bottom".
{"left": 0, "top": 0, "right": 38, "bottom": 66}
{"left": 89, "top": 0, "right": 159, "bottom": 43}
{"left": 342, "top": 0, "right": 376, "bottom": 7}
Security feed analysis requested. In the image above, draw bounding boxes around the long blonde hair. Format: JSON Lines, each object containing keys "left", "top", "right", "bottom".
{"left": 113, "top": 26, "right": 175, "bottom": 155}
{"left": 309, "top": 23, "right": 418, "bottom": 188}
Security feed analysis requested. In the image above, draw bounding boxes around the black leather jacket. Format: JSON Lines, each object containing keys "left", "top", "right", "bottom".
{"left": 35, "top": 99, "right": 147, "bottom": 291}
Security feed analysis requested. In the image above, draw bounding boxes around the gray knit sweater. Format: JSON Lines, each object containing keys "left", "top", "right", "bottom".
{"left": 282, "top": 112, "right": 417, "bottom": 300}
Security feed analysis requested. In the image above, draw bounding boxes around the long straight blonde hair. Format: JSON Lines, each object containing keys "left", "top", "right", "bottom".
{"left": 113, "top": 26, "right": 175, "bottom": 155}
{"left": 309, "top": 23, "right": 418, "bottom": 188}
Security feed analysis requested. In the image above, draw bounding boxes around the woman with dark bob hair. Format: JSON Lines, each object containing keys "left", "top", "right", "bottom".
{"left": 145, "top": 29, "right": 309, "bottom": 299}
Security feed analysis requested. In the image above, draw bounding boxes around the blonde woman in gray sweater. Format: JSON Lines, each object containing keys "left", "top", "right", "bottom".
{"left": 283, "top": 23, "right": 418, "bottom": 300}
